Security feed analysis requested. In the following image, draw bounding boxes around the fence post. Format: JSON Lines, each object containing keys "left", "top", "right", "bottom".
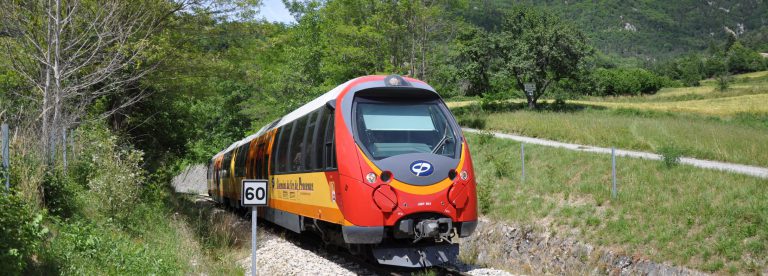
{"left": 611, "top": 147, "right": 617, "bottom": 199}
{"left": 70, "top": 129, "right": 75, "bottom": 161}
{"left": 62, "top": 128, "right": 67, "bottom": 173}
{"left": 521, "top": 143, "right": 525, "bottom": 184}
{"left": 2, "top": 123, "right": 9, "bottom": 191}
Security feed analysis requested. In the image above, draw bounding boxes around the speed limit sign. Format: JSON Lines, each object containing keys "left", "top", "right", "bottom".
{"left": 242, "top": 179, "right": 268, "bottom": 206}
{"left": 242, "top": 179, "right": 268, "bottom": 276}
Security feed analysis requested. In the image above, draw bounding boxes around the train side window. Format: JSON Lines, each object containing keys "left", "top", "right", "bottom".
{"left": 313, "top": 108, "right": 328, "bottom": 171}
{"left": 324, "top": 113, "right": 337, "bottom": 170}
{"left": 223, "top": 152, "right": 233, "bottom": 178}
{"left": 234, "top": 144, "right": 249, "bottom": 177}
{"left": 275, "top": 122, "right": 293, "bottom": 174}
{"left": 302, "top": 110, "right": 320, "bottom": 171}
{"left": 289, "top": 116, "right": 309, "bottom": 172}
{"left": 271, "top": 130, "right": 281, "bottom": 174}
{"left": 263, "top": 154, "right": 269, "bottom": 178}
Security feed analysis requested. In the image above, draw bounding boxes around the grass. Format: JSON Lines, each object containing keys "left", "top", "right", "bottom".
{"left": 467, "top": 133, "right": 768, "bottom": 274}
{"left": 474, "top": 108, "right": 768, "bottom": 167}
{"left": 570, "top": 94, "right": 768, "bottom": 115}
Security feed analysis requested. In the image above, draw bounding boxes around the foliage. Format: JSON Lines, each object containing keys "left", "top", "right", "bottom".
{"left": 454, "top": 27, "right": 494, "bottom": 96}
{"left": 494, "top": 6, "right": 593, "bottom": 108}
{"left": 726, "top": 42, "right": 767, "bottom": 74}
{"left": 477, "top": 130, "right": 495, "bottom": 145}
{"left": 590, "top": 68, "right": 665, "bottom": 96}
{"left": 658, "top": 145, "right": 683, "bottom": 168}
{"left": 716, "top": 74, "right": 732, "bottom": 92}
{"left": 0, "top": 192, "right": 48, "bottom": 275}
{"left": 471, "top": 1, "right": 768, "bottom": 59}
{"left": 459, "top": 116, "right": 487, "bottom": 129}
{"left": 43, "top": 219, "right": 179, "bottom": 275}
{"left": 42, "top": 170, "right": 84, "bottom": 219}
{"left": 73, "top": 123, "right": 144, "bottom": 219}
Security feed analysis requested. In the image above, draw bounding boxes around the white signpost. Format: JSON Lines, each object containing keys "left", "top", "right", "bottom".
{"left": 523, "top": 82, "right": 536, "bottom": 98}
{"left": 242, "top": 179, "right": 269, "bottom": 276}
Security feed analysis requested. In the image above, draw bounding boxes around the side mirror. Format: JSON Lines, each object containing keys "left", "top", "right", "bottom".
{"left": 326, "top": 99, "right": 336, "bottom": 110}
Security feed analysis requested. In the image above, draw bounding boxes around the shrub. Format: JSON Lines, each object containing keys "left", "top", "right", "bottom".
{"left": 42, "top": 170, "right": 83, "bottom": 219}
{"left": 716, "top": 73, "right": 732, "bottom": 92}
{"left": 458, "top": 116, "right": 487, "bottom": 129}
{"left": 658, "top": 145, "right": 683, "bottom": 168}
{"left": 477, "top": 181, "right": 492, "bottom": 215}
{"left": 75, "top": 123, "right": 145, "bottom": 219}
{"left": 590, "top": 68, "right": 664, "bottom": 96}
{"left": 45, "top": 220, "right": 179, "bottom": 275}
{"left": 490, "top": 155, "right": 513, "bottom": 178}
{"left": 0, "top": 192, "right": 48, "bottom": 275}
{"left": 477, "top": 130, "right": 495, "bottom": 145}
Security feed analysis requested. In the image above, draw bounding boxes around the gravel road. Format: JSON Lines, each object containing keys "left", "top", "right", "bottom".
{"left": 464, "top": 128, "right": 768, "bottom": 179}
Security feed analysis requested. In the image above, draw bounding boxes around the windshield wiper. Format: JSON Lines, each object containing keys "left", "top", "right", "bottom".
{"left": 431, "top": 122, "right": 453, "bottom": 154}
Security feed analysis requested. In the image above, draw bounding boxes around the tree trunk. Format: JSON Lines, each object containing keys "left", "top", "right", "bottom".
{"left": 527, "top": 99, "right": 536, "bottom": 109}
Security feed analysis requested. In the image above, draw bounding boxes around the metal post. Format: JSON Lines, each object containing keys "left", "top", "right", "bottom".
{"left": 62, "top": 128, "right": 67, "bottom": 173}
{"left": 70, "top": 129, "right": 75, "bottom": 161}
{"left": 251, "top": 207, "right": 257, "bottom": 276}
{"left": 521, "top": 143, "right": 525, "bottom": 184}
{"left": 611, "top": 147, "right": 617, "bottom": 199}
{"left": 2, "top": 123, "right": 9, "bottom": 191}
{"left": 49, "top": 132, "right": 56, "bottom": 165}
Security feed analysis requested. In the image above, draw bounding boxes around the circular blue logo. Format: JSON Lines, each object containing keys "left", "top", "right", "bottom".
{"left": 410, "top": 160, "right": 434, "bottom": 177}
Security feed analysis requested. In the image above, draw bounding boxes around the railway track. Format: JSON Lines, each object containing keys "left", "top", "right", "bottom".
{"left": 193, "top": 194, "right": 470, "bottom": 275}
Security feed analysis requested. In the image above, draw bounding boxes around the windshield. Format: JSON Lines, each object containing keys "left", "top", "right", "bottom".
{"left": 355, "top": 101, "right": 458, "bottom": 160}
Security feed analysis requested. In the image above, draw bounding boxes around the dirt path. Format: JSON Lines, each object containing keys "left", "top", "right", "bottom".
{"left": 463, "top": 128, "right": 768, "bottom": 179}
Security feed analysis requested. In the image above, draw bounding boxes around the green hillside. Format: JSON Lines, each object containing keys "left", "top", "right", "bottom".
{"left": 465, "top": 0, "right": 768, "bottom": 58}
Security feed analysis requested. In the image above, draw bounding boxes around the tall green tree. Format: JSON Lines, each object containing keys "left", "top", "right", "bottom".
{"left": 495, "top": 7, "right": 592, "bottom": 108}
{"left": 454, "top": 27, "right": 494, "bottom": 96}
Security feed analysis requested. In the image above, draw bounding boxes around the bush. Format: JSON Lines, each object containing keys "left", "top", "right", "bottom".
{"left": 477, "top": 130, "right": 495, "bottom": 145}
{"left": 42, "top": 170, "right": 83, "bottom": 219}
{"left": 590, "top": 68, "right": 664, "bottom": 96}
{"left": 716, "top": 73, "right": 732, "bottom": 92}
{"left": 458, "top": 116, "right": 487, "bottom": 129}
{"left": 75, "top": 123, "right": 144, "bottom": 219}
{"left": 477, "top": 181, "right": 492, "bottom": 215}
{"left": 45, "top": 220, "right": 179, "bottom": 275}
{"left": 658, "top": 145, "right": 683, "bottom": 168}
{"left": 0, "top": 192, "right": 48, "bottom": 275}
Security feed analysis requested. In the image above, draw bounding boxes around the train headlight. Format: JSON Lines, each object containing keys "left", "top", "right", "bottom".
{"left": 366, "top": 172, "right": 377, "bottom": 184}
{"left": 460, "top": 170, "right": 469, "bottom": 180}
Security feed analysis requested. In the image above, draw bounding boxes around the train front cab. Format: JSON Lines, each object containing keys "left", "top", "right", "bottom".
{"left": 332, "top": 75, "right": 478, "bottom": 267}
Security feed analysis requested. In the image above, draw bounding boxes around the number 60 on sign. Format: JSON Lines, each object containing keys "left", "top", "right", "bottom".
{"left": 242, "top": 180, "right": 268, "bottom": 206}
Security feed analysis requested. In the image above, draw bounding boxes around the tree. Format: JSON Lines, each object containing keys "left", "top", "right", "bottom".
{"left": 455, "top": 27, "right": 494, "bottom": 96}
{"left": 726, "top": 42, "right": 766, "bottom": 74}
{"left": 0, "top": 0, "right": 181, "bottom": 164}
{"left": 494, "top": 7, "right": 592, "bottom": 108}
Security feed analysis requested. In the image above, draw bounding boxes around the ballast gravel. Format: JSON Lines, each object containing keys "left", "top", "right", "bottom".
{"left": 240, "top": 237, "right": 359, "bottom": 276}
{"left": 238, "top": 234, "right": 516, "bottom": 275}
{"left": 172, "top": 165, "right": 514, "bottom": 275}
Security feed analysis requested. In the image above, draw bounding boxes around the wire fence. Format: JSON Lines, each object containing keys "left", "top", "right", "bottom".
{"left": 2, "top": 123, "right": 9, "bottom": 191}
{"left": 0, "top": 122, "right": 76, "bottom": 191}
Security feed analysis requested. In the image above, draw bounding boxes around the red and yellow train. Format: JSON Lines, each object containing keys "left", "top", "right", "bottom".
{"left": 207, "top": 75, "right": 477, "bottom": 267}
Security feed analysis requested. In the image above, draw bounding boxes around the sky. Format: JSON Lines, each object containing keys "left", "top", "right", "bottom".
{"left": 258, "top": 0, "right": 297, "bottom": 24}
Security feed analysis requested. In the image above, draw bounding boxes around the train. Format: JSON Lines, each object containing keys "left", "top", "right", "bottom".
{"left": 207, "top": 75, "right": 478, "bottom": 267}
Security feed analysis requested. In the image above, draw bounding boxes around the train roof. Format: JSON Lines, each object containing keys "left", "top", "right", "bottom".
{"left": 211, "top": 75, "right": 433, "bottom": 160}
{"left": 211, "top": 78, "right": 354, "bottom": 159}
